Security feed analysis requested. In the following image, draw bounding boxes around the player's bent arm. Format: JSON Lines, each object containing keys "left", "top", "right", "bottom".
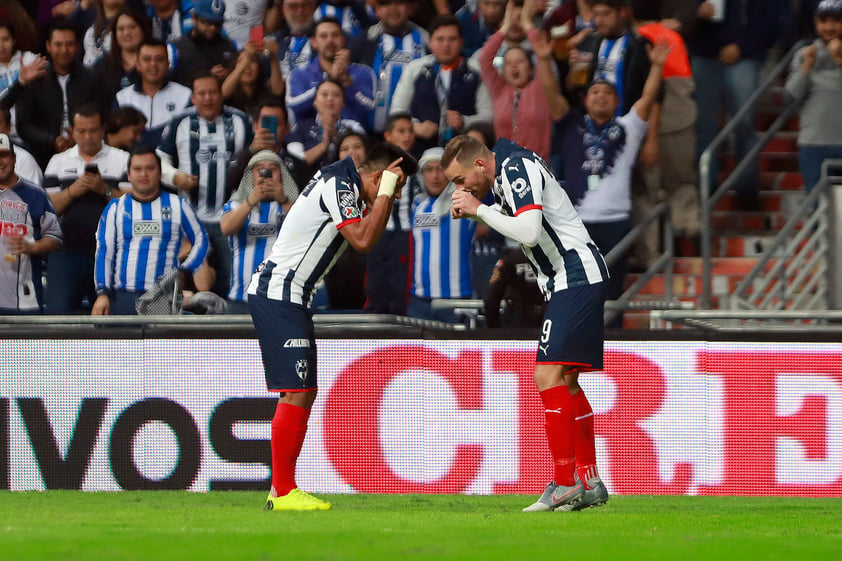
{"left": 338, "top": 195, "right": 393, "bottom": 253}
{"left": 476, "top": 206, "right": 542, "bottom": 247}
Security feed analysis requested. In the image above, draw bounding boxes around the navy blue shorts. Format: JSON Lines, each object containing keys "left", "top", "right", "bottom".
{"left": 248, "top": 293, "right": 317, "bottom": 392}
{"left": 536, "top": 282, "right": 605, "bottom": 369}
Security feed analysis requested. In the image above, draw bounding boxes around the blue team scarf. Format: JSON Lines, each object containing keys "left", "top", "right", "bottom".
{"left": 580, "top": 114, "right": 626, "bottom": 179}
{"left": 596, "top": 34, "right": 629, "bottom": 116}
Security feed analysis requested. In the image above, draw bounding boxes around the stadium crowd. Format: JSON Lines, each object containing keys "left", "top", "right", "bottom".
{"left": 0, "top": 0, "right": 838, "bottom": 323}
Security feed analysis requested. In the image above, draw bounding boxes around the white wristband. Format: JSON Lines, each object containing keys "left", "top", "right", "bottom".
{"left": 376, "top": 170, "right": 399, "bottom": 198}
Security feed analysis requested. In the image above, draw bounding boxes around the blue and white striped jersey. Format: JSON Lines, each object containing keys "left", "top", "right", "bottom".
{"left": 411, "top": 183, "right": 476, "bottom": 299}
{"left": 247, "top": 157, "right": 365, "bottom": 308}
{"left": 94, "top": 190, "right": 209, "bottom": 293}
{"left": 221, "top": 199, "right": 285, "bottom": 302}
{"left": 385, "top": 174, "right": 417, "bottom": 233}
{"left": 491, "top": 138, "right": 609, "bottom": 298}
{"left": 315, "top": 3, "right": 373, "bottom": 39}
{"left": 156, "top": 106, "right": 253, "bottom": 223}
{"left": 368, "top": 28, "right": 428, "bottom": 132}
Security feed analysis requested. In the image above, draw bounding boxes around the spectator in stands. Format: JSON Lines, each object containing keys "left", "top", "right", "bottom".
{"left": 104, "top": 106, "right": 146, "bottom": 151}
{"left": 0, "top": 106, "right": 43, "bottom": 186}
{"left": 470, "top": 0, "right": 534, "bottom": 71}
{"left": 286, "top": 17, "right": 376, "bottom": 129}
{"left": 169, "top": 0, "right": 238, "bottom": 86}
{"left": 221, "top": 150, "right": 292, "bottom": 313}
{"left": 337, "top": 128, "right": 368, "bottom": 165}
{"left": 221, "top": 0, "right": 271, "bottom": 48}
{"left": 157, "top": 73, "right": 254, "bottom": 297}
{"left": 43, "top": 105, "right": 130, "bottom": 314}
{"left": 286, "top": 78, "right": 367, "bottom": 171}
{"left": 786, "top": 0, "right": 842, "bottom": 193}
{"left": 540, "top": 38, "right": 668, "bottom": 321}
{"left": 93, "top": 146, "right": 209, "bottom": 315}
{"left": 687, "top": 0, "right": 778, "bottom": 210}
{"left": 12, "top": 21, "right": 111, "bottom": 169}
{"left": 82, "top": 0, "right": 127, "bottom": 68}
{"left": 464, "top": 120, "right": 495, "bottom": 148}
{"left": 0, "top": 21, "right": 45, "bottom": 144}
{"left": 631, "top": 0, "right": 699, "bottom": 258}
{"left": 391, "top": 15, "right": 492, "bottom": 154}
{"left": 361, "top": 0, "right": 429, "bottom": 134}
{"left": 456, "top": 0, "right": 506, "bottom": 57}
{"left": 93, "top": 8, "right": 150, "bottom": 100}
{"left": 146, "top": 0, "right": 193, "bottom": 43}
{"left": 0, "top": 133, "right": 62, "bottom": 315}
{"left": 363, "top": 112, "right": 417, "bottom": 314}
{"left": 226, "top": 96, "right": 306, "bottom": 199}
{"left": 408, "top": 146, "right": 476, "bottom": 322}
{"left": 543, "top": 0, "right": 595, "bottom": 43}
{"left": 314, "top": 1, "right": 375, "bottom": 40}
{"left": 0, "top": 2, "right": 38, "bottom": 53}
{"left": 484, "top": 246, "right": 545, "bottom": 328}
{"left": 269, "top": 0, "right": 317, "bottom": 76}
{"left": 116, "top": 39, "right": 192, "bottom": 146}
{"left": 479, "top": 0, "right": 552, "bottom": 161}
{"left": 221, "top": 35, "right": 285, "bottom": 116}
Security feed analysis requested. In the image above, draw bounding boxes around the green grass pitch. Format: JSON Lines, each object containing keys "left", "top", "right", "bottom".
{"left": 1, "top": 492, "right": 841, "bottom": 561}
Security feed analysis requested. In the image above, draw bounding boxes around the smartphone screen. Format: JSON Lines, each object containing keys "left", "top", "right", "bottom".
{"left": 260, "top": 114, "right": 278, "bottom": 139}
{"left": 250, "top": 25, "right": 264, "bottom": 45}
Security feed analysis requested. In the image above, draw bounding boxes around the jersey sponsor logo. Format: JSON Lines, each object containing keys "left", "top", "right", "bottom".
{"left": 384, "top": 50, "right": 415, "bottom": 64}
{"left": 284, "top": 338, "right": 310, "bottom": 348}
{"left": 195, "top": 149, "right": 232, "bottom": 165}
{"left": 413, "top": 213, "right": 439, "bottom": 228}
{"left": 510, "top": 177, "right": 529, "bottom": 198}
{"left": 1, "top": 221, "right": 27, "bottom": 237}
{"left": 133, "top": 221, "right": 162, "bottom": 236}
{"left": 247, "top": 223, "right": 278, "bottom": 237}
{"left": 1, "top": 199, "right": 28, "bottom": 213}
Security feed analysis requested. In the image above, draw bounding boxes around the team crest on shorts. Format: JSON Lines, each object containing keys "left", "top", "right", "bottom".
{"left": 295, "top": 359, "right": 309, "bottom": 382}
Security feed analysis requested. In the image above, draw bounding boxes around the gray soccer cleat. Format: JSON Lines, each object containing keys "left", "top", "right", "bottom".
{"left": 522, "top": 480, "right": 584, "bottom": 512}
{"left": 572, "top": 479, "right": 609, "bottom": 510}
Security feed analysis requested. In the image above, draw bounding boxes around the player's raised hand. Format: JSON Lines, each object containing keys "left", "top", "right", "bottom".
{"left": 451, "top": 188, "right": 481, "bottom": 219}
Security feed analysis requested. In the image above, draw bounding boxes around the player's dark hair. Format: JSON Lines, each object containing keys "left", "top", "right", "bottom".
{"left": 361, "top": 142, "right": 418, "bottom": 176}
{"left": 311, "top": 16, "right": 343, "bottom": 37}
{"left": 428, "top": 15, "right": 462, "bottom": 37}
{"left": 46, "top": 20, "right": 79, "bottom": 43}
{"left": 72, "top": 103, "right": 103, "bottom": 126}
{"left": 629, "top": 0, "right": 660, "bottom": 21}
{"left": 138, "top": 38, "right": 168, "bottom": 53}
{"left": 384, "top": 112, "right": 412, "bottom": 133}
{"left": 589, "top": 0, "right": 625, "bottom": 12}
{"left": 464, "top": 121, "right": 496, "bottom": 149}
{"left": 128, "top": 145, "right": 161, "bottom": 170}
{"left": 105, "top": 106, "right": 147, "bottom": 135}
{"left": 191, "top": 71, "right": 221, "bottom": 90}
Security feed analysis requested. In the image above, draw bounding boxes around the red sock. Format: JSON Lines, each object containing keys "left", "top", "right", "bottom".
{"left": 270, "top": 401, "right": 310, "bottom": 497}
{"left": 539, "top": 385, "right": 575, "bottom": 486}
{"left": 572, "top": 390, "right": 599, "bottom": 487}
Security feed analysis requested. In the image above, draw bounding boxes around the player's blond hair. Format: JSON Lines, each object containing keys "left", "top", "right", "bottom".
{"left": 441, "top": 135, "right": 491, "bottom": 171}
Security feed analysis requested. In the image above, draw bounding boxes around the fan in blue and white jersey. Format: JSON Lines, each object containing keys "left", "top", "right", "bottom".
{"left": 94, "top": 148, "right": 209, "bottom": 315}
{"left": 361, "top": 1, "right": 428, "bottom": 132}
{"left": 407, "top": 147, "right": 475, "bottom": 322}
{"left": 221, "top": 151, "right": 290, "bottom": 306}
{"left": 314, "top": 1, "right": 375, "bottom": 39}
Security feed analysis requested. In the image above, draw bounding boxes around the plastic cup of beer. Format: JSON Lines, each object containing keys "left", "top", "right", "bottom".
{"left": 551, "top": 25, "right": 571, "bottom": 59}
{"left": 570, "top": 51, "right": 593, "bottom": 87}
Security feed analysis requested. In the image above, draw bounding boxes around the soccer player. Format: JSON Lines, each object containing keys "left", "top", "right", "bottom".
{"left": 93, "top": 147, "right": 209, "bottom": 315}
{"left": 247, "top": 142, "right": 417, "bottom": 511}
{"left": 442, "top": 134, "right": 610, "bottom": 512}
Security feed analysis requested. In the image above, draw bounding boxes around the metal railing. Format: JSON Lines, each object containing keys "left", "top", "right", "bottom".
{"left": 729, "top": 166, "right": 842, "bottom": 312}
{"left": 698, "top": 40, "right": 808, "bottom": 308}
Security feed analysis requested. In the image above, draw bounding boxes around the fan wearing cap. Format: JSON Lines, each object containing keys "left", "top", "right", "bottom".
{"left": 247, "top": 142, "right": 416, "bottom": 511}
{"left": 539, "top": 38, "right": 668, "bottom": 319}
{"left": 407, "top": 146, "right": 476, "bottom": 322}
{"left": 785, "top": 0, "right": 842, "bottom": 193}
{"left": 220, "top": 150, "right": 293, "bottom": 312}
{"left": 0, "top": 133, "right": 62, "bottom": 314}
{"left": 168, "top": 0, "right": 238, "bottom": 86}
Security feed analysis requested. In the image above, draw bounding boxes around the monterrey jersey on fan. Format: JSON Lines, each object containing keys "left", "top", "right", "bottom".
{"left": 248, "top": 157, "right": 365, "bottom": 308}
{"left": 491, "top": 138, "right": 609, "bottom": 298}
{"left": 157, "top": 106, "right": 253, "bottom": 223}
{"left": 94, "top": 190, "right": 209, "bottom": 292}
{"left": 410, "top": 183, "right": 475, "bottom": 299}
{"left": 370, "top": 29, "right": 427, "bottom": 132}
{"left": 222, "top": 199, "right": 285, "bottom": 302}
